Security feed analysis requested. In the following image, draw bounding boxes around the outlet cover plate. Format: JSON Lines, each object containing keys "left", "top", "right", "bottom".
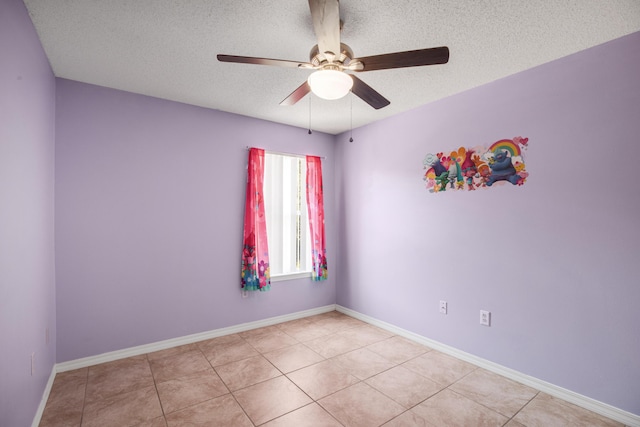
{"left": 439, "top": 300, "right": 447, "bottom": 314}
{"left": 480, "top": 310, "right": 491, "bottom": 326}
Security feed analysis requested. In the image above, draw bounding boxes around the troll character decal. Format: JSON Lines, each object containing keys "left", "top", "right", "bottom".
{"left": 423, "top": 137, "right": 529, "bottom": 193}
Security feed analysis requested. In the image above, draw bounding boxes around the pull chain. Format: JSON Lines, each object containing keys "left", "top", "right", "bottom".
{"left": 308, "top": 95, "right": 312, "bottom": 135}
{"left": 349, "top": 92, "right": 354, "bottom": 142}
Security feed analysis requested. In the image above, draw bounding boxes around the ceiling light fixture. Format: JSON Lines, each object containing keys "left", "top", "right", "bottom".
{"left": 307, "top": 69, "right": 353, "bottom": 100}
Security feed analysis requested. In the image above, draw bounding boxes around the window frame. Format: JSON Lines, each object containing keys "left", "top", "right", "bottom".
{"left": 263, "top": 152, "right": 313, "bottom": 281}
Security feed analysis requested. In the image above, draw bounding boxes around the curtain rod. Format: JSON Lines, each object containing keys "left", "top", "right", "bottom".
{"left": 246, "top": 146, "right": 326, "bottom": 160}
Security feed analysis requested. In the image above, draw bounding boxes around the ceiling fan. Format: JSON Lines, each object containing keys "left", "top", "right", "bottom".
{"left": 217, "top": 0, "right": 449, "bottom": 110}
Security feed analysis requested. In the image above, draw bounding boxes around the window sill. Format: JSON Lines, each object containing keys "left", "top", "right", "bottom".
{"left": 271, "top": 272, "right": 312, "bottom": 282}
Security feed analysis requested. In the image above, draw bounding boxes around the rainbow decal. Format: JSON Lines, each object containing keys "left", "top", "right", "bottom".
{"left": 489, "top": 139, "right": 521, "bottom": 157}
{"left": 423, "top": 136, "right": 530, "bottom": 193}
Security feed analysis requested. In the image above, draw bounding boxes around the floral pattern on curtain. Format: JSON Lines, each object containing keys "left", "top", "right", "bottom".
{"left": 306, "top": 155, "right": 328, "bottom": 281}
{"left": 241, "top": 148, "right": 271, "bottom": 291}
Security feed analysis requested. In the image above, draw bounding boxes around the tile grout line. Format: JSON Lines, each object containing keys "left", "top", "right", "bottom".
{"left": 501, "top": 391, "right": 541, "bottom": 427}
{"left": 79, "top": 365, "right": 89, "bottom": 426}
{"left": 146, "top": 353, "right": 169, "bottom": 425}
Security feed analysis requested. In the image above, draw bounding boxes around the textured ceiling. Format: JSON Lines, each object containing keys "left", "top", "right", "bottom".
{"left": 23, "top": 0, "right": 640, "bottom": 134}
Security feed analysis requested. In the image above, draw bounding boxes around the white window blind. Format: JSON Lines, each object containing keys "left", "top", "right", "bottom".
{"left": 263, "top": 153, "right": 312, "bottom": 278}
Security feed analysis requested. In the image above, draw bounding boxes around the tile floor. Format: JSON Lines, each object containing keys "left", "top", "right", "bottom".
{"left": 40, "top": 311, "right": 625, "bottom": 427}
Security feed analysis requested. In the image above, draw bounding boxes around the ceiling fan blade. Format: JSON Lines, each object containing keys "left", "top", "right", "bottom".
{"left": 308, "top": 0, "right": 341, "bottom": 57}
{"left": 217, "top": 54, "right": 308, "bottom": 69}
{"left": 350, "top": 75, "right": 390, "bottom": 109}
{"left": 280, "top": 81, "right": 311, "bottom": 106}
{"left": 353, "top": 46, "right": 449, "bottom": 72}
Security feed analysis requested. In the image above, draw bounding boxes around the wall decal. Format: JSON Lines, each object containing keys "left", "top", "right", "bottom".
{"left": 423, "top": 136, "right": 529, "bottom": 193}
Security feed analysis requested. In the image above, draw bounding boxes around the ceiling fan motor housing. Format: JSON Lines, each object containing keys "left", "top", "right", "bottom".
{"left": 309, "top": 43, "right": 362, "bottom": 71}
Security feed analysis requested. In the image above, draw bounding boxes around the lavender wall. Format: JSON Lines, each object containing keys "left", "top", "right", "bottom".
{"left": 55, "top": 79, "right": 336, "bottom": 362}
{"left": 335, "top": 32, "right": 640, "bottom": 414}
{"left": 0, "top": 0, "right": 57, "bottom": 425}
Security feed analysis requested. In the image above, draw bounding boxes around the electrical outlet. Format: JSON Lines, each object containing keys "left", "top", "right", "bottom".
{"left": 480, "top": 310, "right": 491, "bottom": 326}
{"left": 439, "top": 300, "right": 447, "bottom": 314}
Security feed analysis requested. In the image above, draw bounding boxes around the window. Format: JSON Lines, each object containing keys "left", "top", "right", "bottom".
{"left": 263, "top": 153, "right": 312, "bottom": 279}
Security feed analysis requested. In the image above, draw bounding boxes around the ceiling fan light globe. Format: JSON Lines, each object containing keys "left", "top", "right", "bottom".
{"left": 307, "top": 69, "right": 353, "bottom": 100}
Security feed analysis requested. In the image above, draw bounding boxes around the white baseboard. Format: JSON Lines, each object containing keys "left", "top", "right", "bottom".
{"left": 56, "top": 304, "right": 336, "bottom": 372}
{"left": 31, "top": 365, "right": 56, "bottom": 427}
{"left": 336, "top": 305, "right": 640, "bottom": 427}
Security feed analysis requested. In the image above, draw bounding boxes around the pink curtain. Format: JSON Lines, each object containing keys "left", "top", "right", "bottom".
{"left": 306, "top": 156, "right": 328, "bottom": 281}
{"left": 241, "top": 148, "right": 271, "bottom": 291}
